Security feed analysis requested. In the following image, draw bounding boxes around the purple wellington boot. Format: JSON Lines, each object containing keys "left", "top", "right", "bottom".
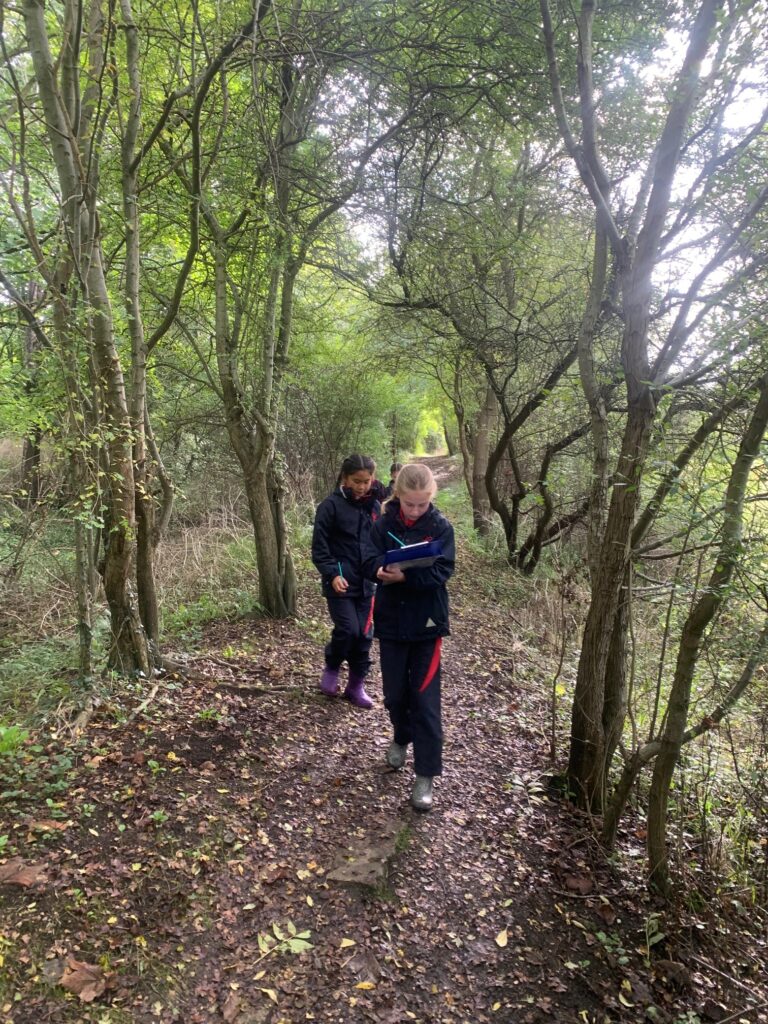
{"left": 343, "top": 672, "right": 373, "bottom": 710}
{"left": 319, "top": 666, "right": 340, "bottom": 697}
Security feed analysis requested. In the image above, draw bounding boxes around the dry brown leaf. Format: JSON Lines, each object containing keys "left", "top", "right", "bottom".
{"left": 59, "top": 956, "right": 107, "bottom": 1003}
{"left": 595, "top": 902, "right": 617, "bottom": 925}
{"left": 0, "top": 857, "right": 47, "bottom": 888}
{"left": 565, "top": 874, "right": 593, "bottom": 895}
{"left": 222, "top": 991, "right": 241, "bottom": 1022}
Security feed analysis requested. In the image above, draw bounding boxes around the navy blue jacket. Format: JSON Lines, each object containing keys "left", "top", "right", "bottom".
{"left": 363, "top": 498, "right": 455, "bottom": 643}
{"left": 312, "top": 488, "right": 380, "bottom": 599}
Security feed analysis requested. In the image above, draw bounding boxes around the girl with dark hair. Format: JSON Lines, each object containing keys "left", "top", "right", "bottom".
{"left": 311, "top": 454, "right": 380, "bottom": 708}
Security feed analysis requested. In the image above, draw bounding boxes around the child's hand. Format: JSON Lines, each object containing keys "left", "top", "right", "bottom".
{"left": 332, "top": 575, "right": 349, "bottom": 594}
{"left": 377, "top": 565, "right": 405, "bottom": 584}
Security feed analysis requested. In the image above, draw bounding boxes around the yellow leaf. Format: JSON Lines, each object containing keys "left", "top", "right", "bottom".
{"left": 135, "top": 936, "right": 147, "bottom": 948}
{"left": 254, "top": 970, "right": 266, "bottom": 980}
{"left": 355, "top": 981, "right": 376, "bottom": 990}
{"left": 260, "top": 988, "right": 278, "bottom": 1003}
{"left": 107, "top": 916, "right": 118, "bottom": 925}
{"left": 495, "top": 929, "right": 508, "bottom": 948}
{"left": 493, "top": 1003, "right": 501, "bottom": 1012}
{"left": 619, "top": 994, "right": 634, "bottom": 1008}
{"left": 131, "top": 863, "right": 142, "bottom": 872}
{"left": 166, "top": 751, "right": 179, "bottom": 762}
{"left": 306, "top": 895, "right": 314, "bottom": 907}
{"left": 340, "top": 939, "right": 356, "bottom": 949}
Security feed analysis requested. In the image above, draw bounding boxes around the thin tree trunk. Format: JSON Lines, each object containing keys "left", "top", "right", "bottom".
{"left": 647, "top": 380, "right": 768, "bottom": 894}
{"left": 560, "top": 0, "right": 721, "bottom": 809}
{"left": 443, "top": 416, "right": 456, "bottom": 456}
{"left": 23, "top": 0, "right": 150, "bottom": 676}
{"left": 213, "top": 243, "right": 293, "bottom": 617}
{"left": 568, "top": 406, "right": 653, "bottom": 809}
{"left": 472, "top": 384, "right": 495, "bottom": 535}
{"left": 120, "top": 0, "right": 160, "bottom": 658}
{"left": 88, "top": 238, "right": 150, "bottom": 675}
{"left": 602, "top": 573, "right": 629, "bottom": 771}
{"left": 577, "top": 226, "right": 610, "bottom": 587}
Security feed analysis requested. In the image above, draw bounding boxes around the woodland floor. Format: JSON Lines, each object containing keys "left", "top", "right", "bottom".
{"left": 1, "top": 458, "right": 767, "bottom": 1023}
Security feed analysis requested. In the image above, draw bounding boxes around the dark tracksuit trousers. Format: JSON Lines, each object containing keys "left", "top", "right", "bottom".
{"left": 325, "top": 595, "right": 375, "bottom": 677}
{"left": 380, "top": 637, "right": 443, "bottom": 777}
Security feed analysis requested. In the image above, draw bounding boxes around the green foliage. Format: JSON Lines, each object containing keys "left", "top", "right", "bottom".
{"left": 256, "top": 920, "right": 313, "bottom": 959}
{"left": 0, "top": 635, "right": 98, "bottom": 721}
{"left": 159, "top": 533, "right": 260, "bottom": 643}
{"left": 0, "top": 724, "right": 29, "bottom": 755}
{"left": 0, "top": 742, "right": 75, "bottom": 820}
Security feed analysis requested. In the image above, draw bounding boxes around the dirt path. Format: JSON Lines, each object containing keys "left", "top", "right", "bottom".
{"left": 416, "top": 454, "right": 463, "bottom": 489}
{"left": 0, "top": 515, "right": 761, "bottom": 1022}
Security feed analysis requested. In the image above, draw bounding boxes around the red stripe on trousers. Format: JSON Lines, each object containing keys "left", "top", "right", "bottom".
{"left": 419, "top": 637, "right": 442, "bottom": 692}
{"left": 364, "top": 597, "right": 375, "bottom": 636}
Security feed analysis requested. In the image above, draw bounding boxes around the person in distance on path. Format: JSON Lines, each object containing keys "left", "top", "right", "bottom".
{"left": 383, "top": 461, "right": 403, "bottom": 498}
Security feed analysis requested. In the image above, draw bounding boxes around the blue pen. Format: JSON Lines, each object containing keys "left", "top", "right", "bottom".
{"left": 337, "top": 561, "right": 344, "bottom": 579}
{"left": 387, "top": 531, "right": 406, "bottom": 547}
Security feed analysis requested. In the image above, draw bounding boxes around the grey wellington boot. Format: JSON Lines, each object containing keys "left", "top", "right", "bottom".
{"left": 411, "top": 775, "right": 434, "bottom": 812}
{"left": 386, "top": 742, "right": 407, "bottom": 769}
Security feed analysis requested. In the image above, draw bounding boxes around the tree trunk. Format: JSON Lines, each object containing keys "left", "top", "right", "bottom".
{"left": 577, "top": 227, "right": 610, "bottom": 587}
{"left": 647, "top": 380, "right": 768, "bottom": 894}
{"left": 120, "top": 0, "right": 161, "bottom": 660}
{"left": 543, "top": 0, "right": 722, "bottom": 810}
{"left": 244, "top": 460, "right": 293, "bottom": 617}
{"left": 21, "top": 431, "right": 42, "bottom": 505}
{"left": 443, "top": 416, "right": 456, "bottom": 456}
{"left": 212, "top": 243, "right": 295, "bottom": 617}
{"left": 602, "top": 574, "right": 629, "bottom": 772}
{"left": 568, "top": 402, "right": 654, "bottom": 809}
{"left": 472, "top": 384, "right": 495, "bottom": 535}
{"left": 88, "top": 238, "right": 151, "bottom": 676}
{"left": 23, "top": 0, "right": 151, "bottom": 677}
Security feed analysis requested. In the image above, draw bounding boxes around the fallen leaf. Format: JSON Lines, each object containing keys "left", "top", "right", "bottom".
{"left": 596, "top": 902, "right": 616, "bottom": 925}
{"left": 565, "top": 874, "right": 593, "bottom": 895}
{"left": 0, "top": 858, "right": 46, "bottom": 888}
{"left": 222, "top": 991, "right": 241, "bottom": 1022}
{"left": 355, "top": 981, "right": 376, "bottom": 990}
{"left": 495, "top": 929, "right": 508, "bottom": 948}
{"left": 31, "top": 820, "right": 69, "bottom": 832}
{"left": 59, "top": 957, "right": 106, "bottom": 1003}
{"left": 260, "top": 988, "right": 278, "bottom": 1003}
{"left": 340, "top": 938, "right": 356, "bottom": 949}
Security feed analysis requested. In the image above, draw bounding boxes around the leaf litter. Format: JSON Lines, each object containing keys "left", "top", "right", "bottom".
{"left": 0, "top": 528, "right": 766, "bottom": 1022}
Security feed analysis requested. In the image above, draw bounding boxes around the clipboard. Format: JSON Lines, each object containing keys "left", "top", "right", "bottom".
{"left": 382, "top": 539, "right": 443, "bottom": 570}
